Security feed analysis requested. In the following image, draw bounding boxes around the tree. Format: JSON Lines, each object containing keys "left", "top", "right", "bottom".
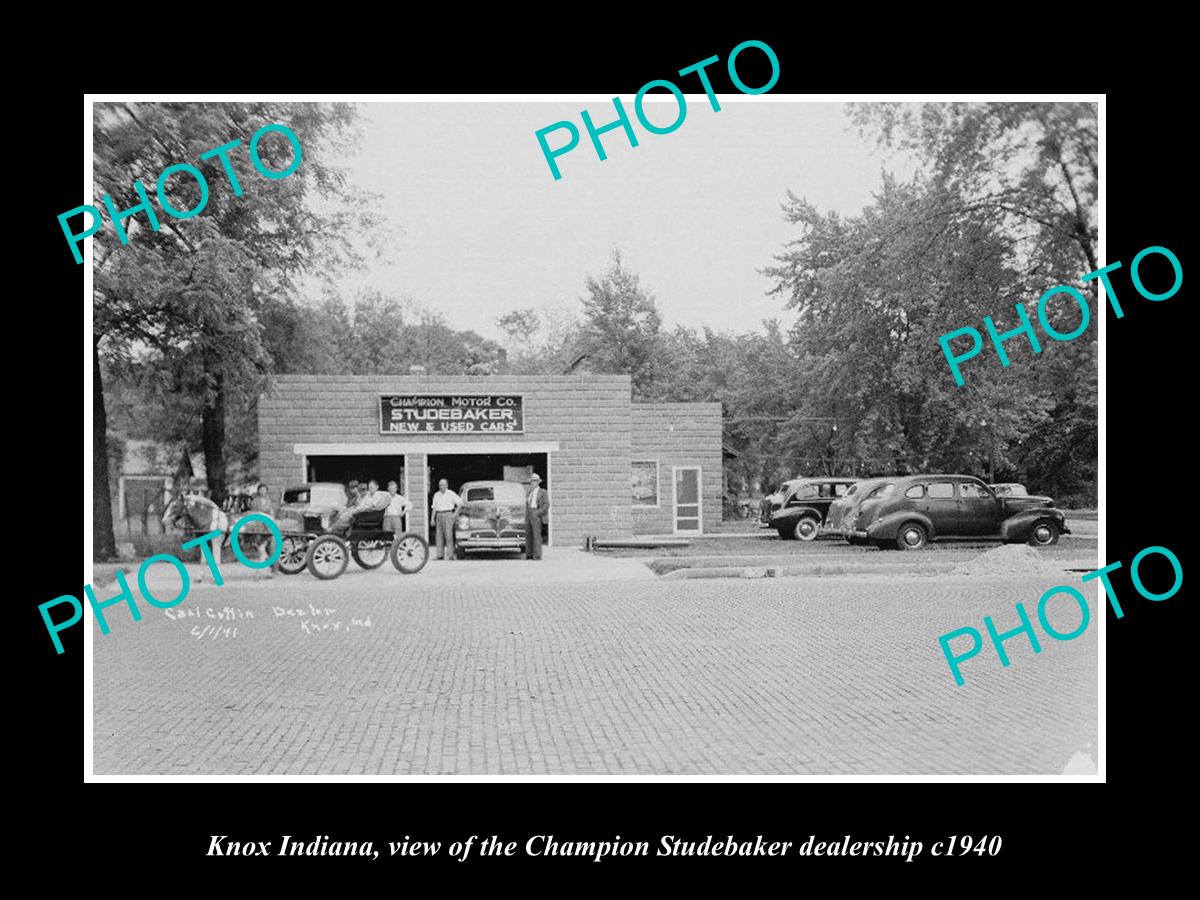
{"left": 92, "top": 102, "right": 383, "bottom": 555}
{"left": 848, "top": 101, "right": 1098, "bottom": 499}
{"left": 764, "top": 175, "right": 1061, "bottom": 482}
{"left": 577, "top": 250, "right": 665, "bottom": 398}
{"left": 848, "top": 102, "right": 1098, "bottom": 278}
{"left": 497, "top": 306, "right": 584, "bottom": 375}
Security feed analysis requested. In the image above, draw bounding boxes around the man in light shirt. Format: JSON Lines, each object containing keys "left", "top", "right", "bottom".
{"left": 384, "top": 479, "right": 411, "bottom": 534}
{"left": 430, "top": 478, "right": 462, "bottom": 560}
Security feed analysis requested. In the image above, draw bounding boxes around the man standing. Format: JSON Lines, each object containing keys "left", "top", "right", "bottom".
{"left": 384, "top": 479, "right": 411, "bottom": 535}
{"left": 430, "top": 478, "right": 462, "bottom": 560}
{"left": 524, "top": 473, "right": 549, "bottom": 560}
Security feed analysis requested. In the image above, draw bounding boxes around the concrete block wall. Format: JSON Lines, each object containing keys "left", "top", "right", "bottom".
{"left": 258, "top": 375, "right": 634, "bottom": 547}
{"left": 631, "top": 403, "right": 725, "bottom": 535}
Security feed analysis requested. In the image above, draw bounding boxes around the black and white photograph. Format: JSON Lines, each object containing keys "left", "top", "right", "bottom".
{"left": 80, "top": 95, "right": 1103, "bottom": 778}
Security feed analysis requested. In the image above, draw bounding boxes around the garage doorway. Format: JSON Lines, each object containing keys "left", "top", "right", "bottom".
{"left": 304, "top": 454, "right": 409, "bottom": 531}
{"left": 427, "top": 452, "right": 549, "bottom": 546}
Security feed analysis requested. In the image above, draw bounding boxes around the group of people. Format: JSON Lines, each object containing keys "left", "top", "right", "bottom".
{"left": 333, "top": 478, "right": 411, "bottom": 534}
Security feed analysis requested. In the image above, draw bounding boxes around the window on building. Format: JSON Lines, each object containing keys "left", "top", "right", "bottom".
{"left": 631, "top": 461, "right": 659, "bottom": 506}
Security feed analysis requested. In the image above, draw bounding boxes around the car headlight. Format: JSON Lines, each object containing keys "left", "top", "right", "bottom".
{"left": 456, "top": 515, "right": 471, "bottom": 530}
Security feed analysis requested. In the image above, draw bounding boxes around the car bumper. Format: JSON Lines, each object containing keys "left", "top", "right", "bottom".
{"left": 823, "top": 525, "right": 868, "bottom": 539}
{"left": 454, "top": 535, "right": 525, "bottom": 551}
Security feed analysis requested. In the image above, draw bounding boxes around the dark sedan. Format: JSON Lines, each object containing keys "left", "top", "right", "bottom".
{"left": 767, "top": 477, "right": 858, "bottom": 541}
{"left": 824, "top": 474, "right": 1070, "bottom": 550}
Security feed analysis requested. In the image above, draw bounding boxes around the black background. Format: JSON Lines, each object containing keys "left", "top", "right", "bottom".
{"left": 22, "top": 23, "right": 1190, "bottom": 886}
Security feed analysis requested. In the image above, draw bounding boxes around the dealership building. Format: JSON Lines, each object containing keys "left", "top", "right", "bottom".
{"left": 257, "top": 374, "right": 723, "bottom": 546}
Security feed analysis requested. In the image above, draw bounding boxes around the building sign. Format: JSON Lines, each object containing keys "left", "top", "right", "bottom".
{"left": 379, "top": 394, "right": 524, "bottom": 434}
{"left": 631, "top": 460, "right": 659, "bottom": 506}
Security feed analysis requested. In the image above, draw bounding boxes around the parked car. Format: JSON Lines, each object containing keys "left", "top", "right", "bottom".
{"left": 767, "top": 477, "right": 859, "bottom": 540}
{"left": 274, "top": 482, "right": 428, "bottom": 578}
{"left": 823, "top": 477, "right": 895, "bottom": 545}
{"left": 454, "top": 480, "right": 531, "bottom": 559}
{"left": 825, "top": 474, "right": 1070, "bottom": 550}
{"left": 989, "top": 482, "right": 1054, "bottom": 508}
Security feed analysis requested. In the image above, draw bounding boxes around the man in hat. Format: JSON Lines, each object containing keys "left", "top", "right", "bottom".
{"left": 524, "top": 473, "right": 549, "bottom": 560}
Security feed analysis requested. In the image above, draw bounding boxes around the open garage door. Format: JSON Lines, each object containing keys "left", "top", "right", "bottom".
{"left": 427, "top": 452, "right": 549, "bottom": 547}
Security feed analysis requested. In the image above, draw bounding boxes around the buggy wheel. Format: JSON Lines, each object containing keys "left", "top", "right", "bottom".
{"left": 390, "top": 533, "right": 430, "bottom": 574}
{"left": 277, "top": 535, "right": 309, "bottom": 575}
{"left": 306, "top": 534, "right": 349, "bottom": 580}
{"left": 351, "top": 539, "right": 389, "bottom": 569}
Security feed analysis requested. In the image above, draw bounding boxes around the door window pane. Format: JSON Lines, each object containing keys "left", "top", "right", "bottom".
{"left": 927, "top": 482, "right": 955, "bottom": 499}
{"left": 675, "top": 470, "right": 699, "bottom": 503}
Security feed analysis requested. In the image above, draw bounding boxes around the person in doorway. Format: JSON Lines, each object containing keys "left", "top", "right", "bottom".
{"left": 524, "top": 473, "right": 549, "bottom": 560}
{"left": 431, "top": 478, "right": 462, "bottom": 560}
{"left": 384, "top": 479, "right": 411, "bottom": 535}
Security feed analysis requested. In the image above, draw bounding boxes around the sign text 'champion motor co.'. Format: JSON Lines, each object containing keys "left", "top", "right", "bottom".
{"left": 379, "top": 394, "right": 524, "bottom": 435}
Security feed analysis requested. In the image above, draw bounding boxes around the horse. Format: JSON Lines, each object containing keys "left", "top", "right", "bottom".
{"left": 163, "top": 492, "right": 279, "bottom": 567}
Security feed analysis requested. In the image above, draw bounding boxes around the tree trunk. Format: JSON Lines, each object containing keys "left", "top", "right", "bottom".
{"left": 201, "top": 359, "right": 228, "bottom": 505}
{"left": 93, "top": 336, "right": 118, "bottom": 561}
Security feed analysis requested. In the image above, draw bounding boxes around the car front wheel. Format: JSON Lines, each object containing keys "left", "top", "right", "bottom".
{"left": 1028, "top": 520, "right": 1060, "bottom": 546}
{"left": 793, "top": 516, "right": 820, "bottom": 542}
{"left": 895, "top": 522, "right": 928, "bottom": 550}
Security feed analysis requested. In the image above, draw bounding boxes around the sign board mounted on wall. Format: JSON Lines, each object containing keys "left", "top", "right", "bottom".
{"left": 379, "top": 395, "right": 524, "bottom": 435}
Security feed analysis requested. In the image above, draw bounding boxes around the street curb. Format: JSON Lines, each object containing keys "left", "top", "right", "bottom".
{"left": 661, "top": 563, "right": 950, "bottom": 580}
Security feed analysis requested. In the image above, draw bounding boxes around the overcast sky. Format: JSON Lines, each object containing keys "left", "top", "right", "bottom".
{"left": 324, "top": 100, "right": 918, "bottom": 342}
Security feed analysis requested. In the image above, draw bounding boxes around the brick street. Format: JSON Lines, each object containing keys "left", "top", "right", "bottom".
{"left": 93, "top": 550, "right": 1097, "bottom": 776}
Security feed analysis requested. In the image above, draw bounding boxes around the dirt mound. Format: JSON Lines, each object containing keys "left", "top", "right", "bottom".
{"left": 950, "top": 544, "right": 1065, "bottom": 577}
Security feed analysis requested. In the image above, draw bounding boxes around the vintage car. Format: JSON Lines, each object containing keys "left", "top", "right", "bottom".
{"left": 825, "top": 474, "right": 1070, "bottom": 550}
{"left": 822, "top": 477, "right": 894, "bottom": 545}
{"left": 274, "top": 482, "right": 429, "bottom": 579}
{"left": 989, "top": 482, "right": 1054, "bottom": 507}
{"left": 767, "top": 477, "right": 858, "bottom": 540}
{"left": 453, "top": 480, "right": 531, "bottom": 559}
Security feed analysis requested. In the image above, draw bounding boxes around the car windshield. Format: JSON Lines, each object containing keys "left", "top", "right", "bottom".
{"left": 465, "top": 483, "right": 526, "bottom": 504}
{"left": 995, "top": 484, "right": 1028, "bottom": 497}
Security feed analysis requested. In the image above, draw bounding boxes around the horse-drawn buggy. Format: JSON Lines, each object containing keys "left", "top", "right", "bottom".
{"left": 163, "top": 482, "right": 429, "bottom": 581}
